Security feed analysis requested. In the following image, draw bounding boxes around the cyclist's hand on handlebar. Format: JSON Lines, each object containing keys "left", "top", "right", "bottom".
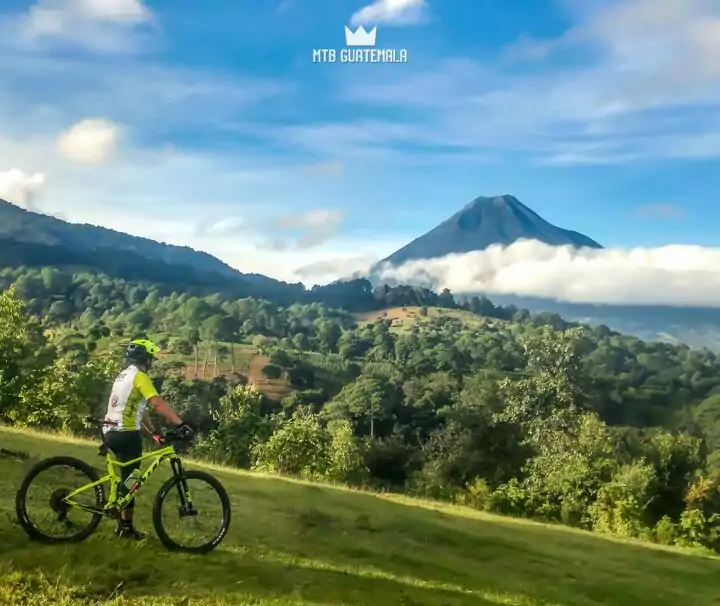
{"left": 151, "top": 433, "right": 163, "bottom": 446}
{"left": 177, "top": 422, "right": 195, "bottom": 440}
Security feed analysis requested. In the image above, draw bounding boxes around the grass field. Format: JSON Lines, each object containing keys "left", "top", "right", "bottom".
{"left": 2, "top": 427, "right": 720, "bottom": 605}
{"left": 353, "top": 307, "right": 491, "bottom": 332}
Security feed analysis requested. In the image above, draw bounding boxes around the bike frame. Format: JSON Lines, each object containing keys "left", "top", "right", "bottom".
{"left": 63, "top": 444, "right": 194, "bottom": 516}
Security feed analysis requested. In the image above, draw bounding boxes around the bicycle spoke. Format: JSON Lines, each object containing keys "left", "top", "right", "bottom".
{"left": 159, "top": 477, "right": 224, "bottom": 548}
{"left": 153, "top": 469, "right": 230, "bottom": 553}
{"left": 19, "top": 461, "right": 103, "bottom": 541}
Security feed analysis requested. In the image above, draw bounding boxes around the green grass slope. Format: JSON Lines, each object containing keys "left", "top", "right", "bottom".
{"left": 1, "top": 428, "right": 720, "bottom": 606}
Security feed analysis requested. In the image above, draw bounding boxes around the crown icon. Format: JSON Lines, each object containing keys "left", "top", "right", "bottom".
{"left": 345, "top": 25, "right": 377, "bottom": 47}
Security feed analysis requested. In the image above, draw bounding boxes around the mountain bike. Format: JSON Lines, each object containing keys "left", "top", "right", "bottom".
{"left": 15, "top": 418, "right": 231, "bottom": 554}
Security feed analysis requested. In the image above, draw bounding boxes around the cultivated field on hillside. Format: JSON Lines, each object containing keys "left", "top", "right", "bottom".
{"left": 2, "top": 428, "right": 720, "bottom": 605}
{"left": 353, "top": 306, "right": 490, "bottom": 332}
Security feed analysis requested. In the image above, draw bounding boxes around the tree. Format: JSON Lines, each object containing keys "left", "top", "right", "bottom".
{"left": 496, "top": 326, "right": 589, "bottom": 445}
{"left": 14, "top": 349, "right": 121, "bottom": 433}
{"left": 253, "top": 410, "right": 330, "bottom": 478}
{"left": 0, "top": 287, "right": 47, "bottom": 419}
{"left": 261, "top": 364, "right": 282, "bottom": 380}
{"left": 324, "top": 376, "right": 395, "bottom": 438}
{"left": 186, "top": 327, "right": 201, "bottom": 379}
{"left": 194, "top": 384, "right": 272, "bottom": 468}
{"left": 269, "top": 348, "right": 293, "bottom": 368}
{"left": 168, "top": 337, "right": 193, "bottom": 356}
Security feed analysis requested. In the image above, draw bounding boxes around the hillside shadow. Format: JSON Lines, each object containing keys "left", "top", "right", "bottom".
{"left": 223, "top": 478, "right": 720, "bottom": 606}
{"left": 1, "top": 527, "right": 498, "bottom": 605}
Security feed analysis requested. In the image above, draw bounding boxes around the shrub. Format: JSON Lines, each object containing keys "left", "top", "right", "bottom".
{"left": 269, "top": 348, "right": 293, "bottom": 368}
{"left": 253, "top": 410, "right": 330, "bottom": 479}
{"left": 261, "top": 363, "right": 282, "bottom": 380}
{"left": 488, "top": 479, "right": 538, "bottom": 518}
{"left": 676, "top": 509, "right": 720, "bottom": 550}
{"left": 457, "top": 478, "right": 493, "bottom": 511}
{"left": 193, "top": 384, "right": 273, "bottom": 468}
{"left": 590, "top": 461, "right": 656, "bottom": 538}
{"left": 326, "top": 419, "right": 366, "bottom": 484}
{"left": 654, "top": 515, "right": 678, "bottom": 546}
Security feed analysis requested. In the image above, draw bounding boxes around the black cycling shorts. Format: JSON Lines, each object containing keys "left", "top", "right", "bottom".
{"left": 104, "top": 430, "right": 143, "bottom": 508}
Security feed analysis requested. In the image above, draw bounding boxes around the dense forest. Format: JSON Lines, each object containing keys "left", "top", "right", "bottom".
{"left": 2, "top": 264, "right": 720, "bottom": 553}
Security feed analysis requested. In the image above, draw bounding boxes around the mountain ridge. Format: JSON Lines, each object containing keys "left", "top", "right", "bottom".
{"left": 0, "top": 199, "right": 293, "bottom": 290}
{"left": 378, "top": 194, "right": 602, "bottom": 267}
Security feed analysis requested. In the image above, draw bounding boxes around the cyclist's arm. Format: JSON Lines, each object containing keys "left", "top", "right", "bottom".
{"left": 134, "top": 372, "right": 184, "bottom": 427}
{"left": 141, "top": 409, "right": 156, "bottom": 434}
{"left": 147, "top": 395, "right": 183, "bottom": 427}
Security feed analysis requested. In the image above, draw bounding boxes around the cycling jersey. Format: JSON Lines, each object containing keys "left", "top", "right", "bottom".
{"left": 103, "top": 365, "right": 158, "bottom": 433}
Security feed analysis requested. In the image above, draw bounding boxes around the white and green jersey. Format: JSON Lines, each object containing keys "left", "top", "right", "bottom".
{"left": 103, "top": 365, "right": 158, "bottom": 433}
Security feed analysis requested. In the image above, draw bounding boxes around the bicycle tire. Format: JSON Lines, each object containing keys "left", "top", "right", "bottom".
{"left": 152, "top": 469, "right": 231, "bottom": 554}
{"left": 15, "top": 455, "right": 105, "bottom": 544}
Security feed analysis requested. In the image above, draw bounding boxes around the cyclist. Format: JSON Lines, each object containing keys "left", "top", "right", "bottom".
{"left": 103, "top": 338, "right": 194, "bottom": 540}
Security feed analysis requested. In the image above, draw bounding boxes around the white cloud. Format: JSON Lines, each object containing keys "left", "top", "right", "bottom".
{"left": 350, "top": 0, "right": 427, "bottom": 26}
{"left": 56, "top": 118, "right": 120, "bottom": 164}
{"left": 73, "top": 0, "right": 150, "bottom": 23}
{"left": 11, "top": 0, "right": 154, "bottom": 53}
{"left": 0, "top": 169, "right": 45, "bottom": 209}
{"left": 376, "top": 239, "right": 720, "bottom": 307}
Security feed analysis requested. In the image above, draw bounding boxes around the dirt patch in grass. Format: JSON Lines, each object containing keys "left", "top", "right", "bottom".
{"left": 246, "top": 354, "right": 293, "bottom": 403}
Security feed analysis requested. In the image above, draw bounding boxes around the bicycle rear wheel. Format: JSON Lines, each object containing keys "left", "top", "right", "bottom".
{"left": 152, "top": 469, "right": 231, "bottom": 554}
{"left": 15, "top": 456, "right": 105, "bottom": 543}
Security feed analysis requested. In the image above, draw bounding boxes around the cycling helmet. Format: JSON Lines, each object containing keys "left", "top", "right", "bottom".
{"left": 125, "top": 338, "right": 160, "bottom": 368}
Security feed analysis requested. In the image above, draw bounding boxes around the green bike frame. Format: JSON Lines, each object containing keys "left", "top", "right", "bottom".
{"left": 62, "top": 444, "right": 194, "bottom": 516}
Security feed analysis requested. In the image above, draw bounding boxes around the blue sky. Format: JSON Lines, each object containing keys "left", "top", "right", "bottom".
{"left": 0, "top": 0, "right": 719, "bottom": 296}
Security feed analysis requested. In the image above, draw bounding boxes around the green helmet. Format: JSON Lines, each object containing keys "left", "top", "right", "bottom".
{"left": 125, "top": 338, "right": 160, "bottom": 367}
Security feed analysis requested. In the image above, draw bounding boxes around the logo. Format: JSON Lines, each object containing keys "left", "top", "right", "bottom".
{"left": 313, "top": 25, "right": 408, "bottom": 64}
{"left": 345, "top": 26, "right": 376, "bottom": 47}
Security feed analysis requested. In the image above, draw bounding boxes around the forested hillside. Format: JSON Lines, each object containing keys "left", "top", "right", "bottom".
{"left": 2, "top": 263, "right": 720, "bottom": 553}
{"left": 0, "top": 200, "right": 271, "bottom": 284}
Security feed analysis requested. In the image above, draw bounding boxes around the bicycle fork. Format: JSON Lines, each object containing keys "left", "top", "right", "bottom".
{"left": 170, "top": 457, "right": 197, "bottom": 517}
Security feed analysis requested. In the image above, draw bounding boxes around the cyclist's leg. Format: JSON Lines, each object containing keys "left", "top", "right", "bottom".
{"left": 104, "top": 430, "right": 143, "bottom": 534}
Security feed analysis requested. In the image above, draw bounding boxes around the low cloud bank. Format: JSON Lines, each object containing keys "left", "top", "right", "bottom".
{"left": 375, "top": 239, "right": 720, "bottom": 308}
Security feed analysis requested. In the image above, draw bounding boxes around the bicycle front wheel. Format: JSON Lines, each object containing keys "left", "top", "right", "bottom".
{"left": 15, "top": 456, "right": 105, "bottom": 543}
{"left": 152, "top": 469, "right": 231, "bottom": 554}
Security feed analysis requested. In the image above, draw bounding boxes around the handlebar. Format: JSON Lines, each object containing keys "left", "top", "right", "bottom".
{"left": 84, "top": 417, "right": 195, "bottom": 448}
{"left": 159, "top": 427, "right": 195, "bottom": 444}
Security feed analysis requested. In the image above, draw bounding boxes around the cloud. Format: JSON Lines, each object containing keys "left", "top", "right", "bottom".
{"left": 636, "top": 204, "right": 686, "bottom": 219}
{"left": 0, "top": 54, "right": 288, "bottom": 140}
{"left": 56, "top": 118, "right": 120, "bottom": 164}
{"left": 10, "top": 0, "right": 154, "bottom": 53}
{"left": 300, "top": 161, "right": 343, "bottom": 178}
{"left": 294, "top": 255, "right": 379, "bottom": 283}
{"left": 0, "top": 169, "right": 45, "bottom": 210}
{"left": 268, "top": 208, "right": 346, "bottom": 249}
{"left": 72, "top": 0, "right": 150, "bottom": 23}
{"left": 350, "top": 0, "right": 427, "bottom": 26}
{"left": 376, "top": 239, "right": 720, "bottom": 308}
{"left": 335, "top": 0, "right": 720, "bottom": 164}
